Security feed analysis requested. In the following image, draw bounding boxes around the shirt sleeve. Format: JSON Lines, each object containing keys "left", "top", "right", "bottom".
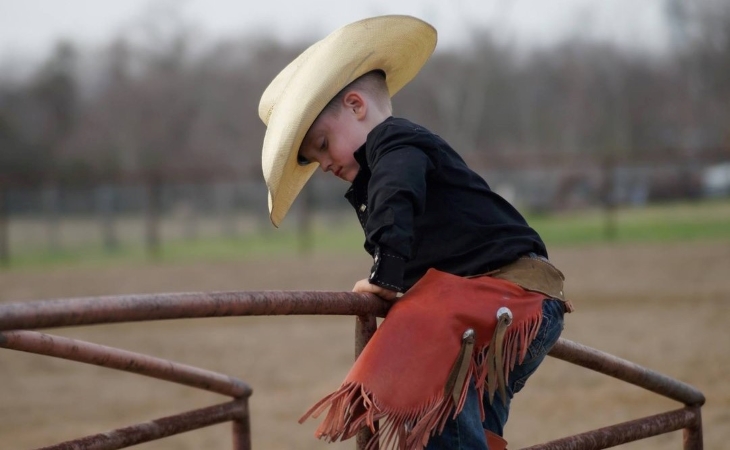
{"left": 365, "top": 132, "right": 434, "bottom": 292}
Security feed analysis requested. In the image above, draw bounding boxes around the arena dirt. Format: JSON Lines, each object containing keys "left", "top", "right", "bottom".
{"left": 1, "top": 240, "right": 728, "bottom": 449}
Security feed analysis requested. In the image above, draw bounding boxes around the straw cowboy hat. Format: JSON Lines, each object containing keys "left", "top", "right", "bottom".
{"left": 258, "top": 15, "right": 437, "bottom": 226}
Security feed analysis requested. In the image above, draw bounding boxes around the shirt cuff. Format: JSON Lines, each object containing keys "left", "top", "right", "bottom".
{"left": 368, "top": 246, "right": 406, "bottom": 292}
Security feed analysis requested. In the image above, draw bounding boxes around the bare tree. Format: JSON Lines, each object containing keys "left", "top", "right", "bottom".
{"left": 30, "top": 41, "right": 80, "bottom": 252}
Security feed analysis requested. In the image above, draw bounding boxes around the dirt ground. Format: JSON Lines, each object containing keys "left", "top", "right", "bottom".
{"left": 0, "top": 240, "right": 728, "bottom": 449}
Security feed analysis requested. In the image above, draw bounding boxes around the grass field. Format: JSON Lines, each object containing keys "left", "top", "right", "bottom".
{"left": 528, "top": 198, "right": 730, "bottom": 245}
{"left": 4, "top": 198, "right": 730, "bottom": 269}
{"left": 0, "top": 200, "right": 728, "bottom": 449}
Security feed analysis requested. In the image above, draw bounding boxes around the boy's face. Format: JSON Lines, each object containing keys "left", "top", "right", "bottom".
{"left": 298, "top": 99, "right": 370, "bottom": 183}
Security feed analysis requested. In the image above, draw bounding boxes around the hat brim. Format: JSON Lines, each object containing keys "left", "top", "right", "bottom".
{"left": 260, "top": 15, "right": 437, "bottom": 227}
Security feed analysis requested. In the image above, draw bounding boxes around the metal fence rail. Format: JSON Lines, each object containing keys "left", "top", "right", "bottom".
{"left": 0, "top": 329, "right": 254, "bottom": 450}
{"left": 531, "top": 339, "right": 705, "bottom": 450}
{"left": 39, "top": 400, "right": 249, "bottom": 450}
{"left": 0, "top": 291, "right": 705, "bottom": 450}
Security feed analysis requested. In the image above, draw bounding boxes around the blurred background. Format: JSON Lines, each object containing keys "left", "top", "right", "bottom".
{"left": 1, "top": 1, "right": 729, "bottom": 449}
{"left": 0, "top": 0, "right": 728, "bottom": 265}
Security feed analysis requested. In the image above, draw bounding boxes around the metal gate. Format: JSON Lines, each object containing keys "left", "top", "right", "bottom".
{"left": 0, "top": 290, "right": 704, "bottom": 449}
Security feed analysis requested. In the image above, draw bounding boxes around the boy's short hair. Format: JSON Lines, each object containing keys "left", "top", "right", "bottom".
{"left": 321, "top": 70, "right": 392, "bottom": 118}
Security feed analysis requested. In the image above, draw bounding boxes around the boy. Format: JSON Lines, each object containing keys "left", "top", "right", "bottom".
{"left": 259, "top": 15, "right": 571, "bottom": 450}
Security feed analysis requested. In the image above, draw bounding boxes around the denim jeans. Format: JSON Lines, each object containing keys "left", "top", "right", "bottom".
{"left": 425, "top": 298, "right": 565, "bottom": 449}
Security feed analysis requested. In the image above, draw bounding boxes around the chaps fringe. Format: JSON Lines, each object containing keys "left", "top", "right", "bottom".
{"left": 299, "top": 309, "right": 543, "bottom": 450}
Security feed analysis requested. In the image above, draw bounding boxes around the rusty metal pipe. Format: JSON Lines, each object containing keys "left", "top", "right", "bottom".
{"left": 355, "top": 314, "right": 379, "bottom": 450}
{"left": 521, "top": 407, "right": 700, "bottom": 450}
{"left": 549, "top": 339, "right": 705, "bottom": 406}
{"left": 0, "top": 292, "right": 707, "bottom": 450}
{"left": 232, "top": 398, "right": 252, "bottom": 450}
{"left": 0, "top": 330, "right": 252, "bottom": 398}
{"left": 683, "top": 406, "right": 703, "bottom": 450}
{"left": 37, "top": 399, "right": 248, "bottom": 450}
{"left": 0, "top": 291, "right": 391, "bottom": 332}
{"left": 355, "top": 314, "right": 378, "bottom": 359}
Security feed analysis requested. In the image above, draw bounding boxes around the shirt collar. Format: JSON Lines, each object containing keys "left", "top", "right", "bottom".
{"left": 353, "top": 142, "right": 368, "bottom": 168}
{"left": 353, "top": 116, "right": 395, "bottom": 169}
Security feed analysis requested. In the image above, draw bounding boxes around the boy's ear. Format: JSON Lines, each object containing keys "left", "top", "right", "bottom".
{"left": 342, "top": 91, "right": 367, "bottom": 119}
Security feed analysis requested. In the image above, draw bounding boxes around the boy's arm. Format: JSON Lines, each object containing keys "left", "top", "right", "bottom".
{"left": 365, "top": 143, "right": 434, "bottom": 293}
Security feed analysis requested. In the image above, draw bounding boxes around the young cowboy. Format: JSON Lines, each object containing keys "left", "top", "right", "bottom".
{"left": 259, "top": 15, "right": 572, "bottom": 450}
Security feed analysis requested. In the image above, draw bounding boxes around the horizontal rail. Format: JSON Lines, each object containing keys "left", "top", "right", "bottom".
{"left": 0, "top": 330, "right": 252, "bottom": 398}
{"left": 548, "top": 339, "right": 705, "bottom": 406}
{"left": 0, "top": 291, "right": 390, "bottom": 331}
{"left": 0, "top": 292, "right": 706, "bottom": 450}
{"left": 521, "top": 406, "right": 700, "bottom": 450}
{"left": 37, "top": 399, "right": 248, "bottom": 450}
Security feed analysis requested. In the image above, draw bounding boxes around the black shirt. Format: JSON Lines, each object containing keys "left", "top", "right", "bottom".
{"left": 345, "top": 117, "right": 547, "bottom": 292}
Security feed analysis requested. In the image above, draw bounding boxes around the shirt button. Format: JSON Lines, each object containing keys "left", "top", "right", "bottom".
{"left": 359, "top": 204, "right": 366, "bottom": 212}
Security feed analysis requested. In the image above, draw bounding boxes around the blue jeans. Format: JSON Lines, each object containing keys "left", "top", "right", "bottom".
{"left": 425, "top": 298, "right": 565, "bottom": 449}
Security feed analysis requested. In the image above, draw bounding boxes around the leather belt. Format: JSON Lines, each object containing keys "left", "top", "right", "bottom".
{"left": 476, "top": 256, "right": 574, "bottom": 313}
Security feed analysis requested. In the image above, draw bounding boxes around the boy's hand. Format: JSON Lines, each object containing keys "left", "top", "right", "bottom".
{"left": 353, "top": 278, "right": 398, "bottom": 302}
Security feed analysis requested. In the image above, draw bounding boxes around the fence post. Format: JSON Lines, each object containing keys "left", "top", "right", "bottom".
{"left": 42, "top": 182, "right": 61, "bottom": 253}
{"left": 355, "top": 314, "right": 379, "bottom": 450}
{"left": 683, "top": 406, "right": 703, "bottom": 450}
{"left": 232, "top": 398, "right": 252, "bottom": 450}
{"left": 0, "top": 183, "right": 8, "bottom": 266}
{"left": 96, "top": 184, "right": 119, "bottom": 252}
{"left": 298, "top": 184, "right": 314, "bottom": 254}
{"left": 216, "top": 181, "right": 237, "bottom": 238}
{"left": 145, "top": 173, "right": 162, "bottom": 260}
{"left": 601, "top": 154, "right": 617, "bottom": 240}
